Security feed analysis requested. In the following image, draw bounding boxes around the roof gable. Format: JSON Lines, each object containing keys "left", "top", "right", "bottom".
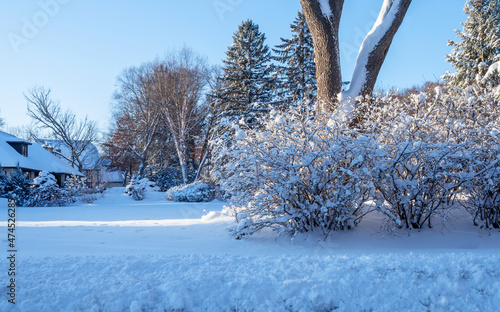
{"left": 0, "top": 131, "right": 83, "bottom": 176}
{"left": 40, "top": 139, "right": 101, "bottom": 170}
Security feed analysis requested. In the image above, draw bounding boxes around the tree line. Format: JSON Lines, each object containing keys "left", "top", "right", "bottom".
{"left": 102, "top": 13, "right": 317, "bottom": 189}
{"left": 9, "top": 0, "right": 499, "bottom": 223}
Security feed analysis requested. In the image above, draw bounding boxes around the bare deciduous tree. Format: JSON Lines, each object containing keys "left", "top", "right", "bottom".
{"left": 300, "top": 0, "right": 412, "bottom": 113}
{"left": 112, "top": 64, "right": 162, "bottom": 179}
{"left": 108, "top": 48, "right": 209, "bottom": 184}
{"left": 153, "top": 48, "right": 209, "bottom": 184}
{"left": 25, "top": 87, "right": 99, "bottom": 171}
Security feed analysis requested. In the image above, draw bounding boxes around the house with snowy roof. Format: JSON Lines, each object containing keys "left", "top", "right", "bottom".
{"left": 0, "top": 131, "right": 83, "bottom": 186}
{"left": 40, "top": 139, "right": 124, "bottom": 188}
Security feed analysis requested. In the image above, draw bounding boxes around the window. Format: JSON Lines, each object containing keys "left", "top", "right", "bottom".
{"left": 7, "top": 142, "right": 29, "bottom": 157}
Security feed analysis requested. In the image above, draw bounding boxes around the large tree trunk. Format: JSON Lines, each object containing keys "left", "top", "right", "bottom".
{"left": 300, "top": 0, "right": 412, "bottom": 115}
{"left": 343, "top": 0, "right": 412, "bottom": 99}
{"left": 300, "top": 0, "right": 344, "bottom": 114}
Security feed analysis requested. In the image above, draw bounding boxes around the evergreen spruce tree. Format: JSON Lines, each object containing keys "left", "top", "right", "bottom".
{"left": 6, "top": 166, "right": 32, "bottom": 206}
{"left": 442, "top": 0, "right": 500, "bottom": 87}
{"left": 212, "top": 19, "right": 274, "bottom": 128}
{"left": 273, "top": 12, "right": 317, "bottom": 112}
{"left": 209, "top": 20, "right": 274, "bottom": 196}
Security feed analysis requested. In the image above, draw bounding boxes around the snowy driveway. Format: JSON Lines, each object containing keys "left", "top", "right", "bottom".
{"left": 1, "top": 189, "right": 499, "bottom": 311}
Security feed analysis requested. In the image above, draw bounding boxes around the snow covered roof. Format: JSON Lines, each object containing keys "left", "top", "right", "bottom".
{"left": 41, "top": 139, "right": 101, "bottom": 170}
{"left": 0, "top": 131, "right": 30, "bottom": 144}
{"left": 0, "top": 131, "right": 83, "bottom": 176}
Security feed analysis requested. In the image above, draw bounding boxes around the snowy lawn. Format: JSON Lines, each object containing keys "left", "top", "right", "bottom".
{"left": 1, "top": 188, "right": 499, "bottom": 311}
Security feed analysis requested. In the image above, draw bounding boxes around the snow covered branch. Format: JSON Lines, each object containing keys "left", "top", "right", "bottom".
{"left": 343, "top": 0, "right": 412, "bottom": 100}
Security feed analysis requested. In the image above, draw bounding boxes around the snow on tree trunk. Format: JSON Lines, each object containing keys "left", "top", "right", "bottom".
{"left": 168, "top": 123, "right": 189, "bottom": 184}
{"left": 342, "top": 0, "right": 412, "bottom": 100}
{"left": 300, "top": 0, "right": 411, "bottom": 116}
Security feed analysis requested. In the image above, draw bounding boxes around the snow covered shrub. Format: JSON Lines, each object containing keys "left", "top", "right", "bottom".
{"left": 147, "top": 166, "right": 186, "bottom": 192}
{"left": 124, "top": 177, "right": 156, "bottom": 201}
{"left": 66, "top": 174, "right": 105, "bottom": 203}
{"left": 4, "top": 167, "right": 32, "bottom": 206}
{"left": 65, "top": 173, "right": 84, "bottom": 197}
{"left": 26, "top": 171, "right": 75, "bottom": 207}
{"left": 216, "top": 110, "right": 373, "bottom": 239}
{"left": 0, "top": 171, "right": 8, "bottom": 197}
{"left": 165, "top": 181, "right": 215, "bottom": 202}
{"left": 356, "top": 83, "right": 500, "bottom": 230}
{"left": 465, "top": 161, "right": 500, "bottom": 229}
{"left": 65, "top": 174, "right": 82, "bottom": 191}
{"left": 371, "top": 141, "right": 464, "bottom": 229}
{"left": 460, "top": 143, "right": 500, "bottom": 229}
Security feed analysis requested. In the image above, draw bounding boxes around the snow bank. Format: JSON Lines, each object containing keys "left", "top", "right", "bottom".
{"left": 1, "top": 190, "right": 499, "bottom": 311}
{"left": 3, "top": 253, "right": 499, "bottom": 311}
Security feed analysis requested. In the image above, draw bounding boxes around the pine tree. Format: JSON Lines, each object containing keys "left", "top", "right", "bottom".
{"left": 212, "top": 19, "right": 274, "bottom": 128}
{"left": 209, "top": 20, "right": 274, "bottom": 195}
{"left": 273, "top": 12, "right": 317, "bottom": 112}
{"left": 443, "top": 0, "right": 500, "bottom": 88}
{"left": 6, "top": 166, "right": 32, "bottom": 206}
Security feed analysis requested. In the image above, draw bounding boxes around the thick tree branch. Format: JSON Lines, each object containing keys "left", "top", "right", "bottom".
{"left": 344, "top": 0, "right": 412, "bottom": 99}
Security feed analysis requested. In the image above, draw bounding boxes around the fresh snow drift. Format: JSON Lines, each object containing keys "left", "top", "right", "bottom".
{"left": 1, "top": 187, "right": 499, "bottom": 311}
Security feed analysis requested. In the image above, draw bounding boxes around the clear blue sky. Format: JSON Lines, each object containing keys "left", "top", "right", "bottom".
{"left": 0, "top": 0, "right": 465, "bottom": 131}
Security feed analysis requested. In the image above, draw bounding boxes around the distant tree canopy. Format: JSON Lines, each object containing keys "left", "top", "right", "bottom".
{"left": 104, "top": 47, "right": 209, "bottom": 184}
{"left": 0, "top": 110, "right": 5, "bottom": 129}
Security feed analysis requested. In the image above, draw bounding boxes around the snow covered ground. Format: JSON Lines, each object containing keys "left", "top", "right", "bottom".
{"left": 1, "top": 188, "right": 499, "bottom": 311}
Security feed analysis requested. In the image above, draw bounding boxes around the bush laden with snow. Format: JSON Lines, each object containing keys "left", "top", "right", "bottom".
{"left": 65, "top": 173, "right": 83, "bottom": 191}
{"left": 124, "top": 177, "right": 157, "bottom": 201}
{"left": 460, "top": 144, "right": 500, "bottom": 229}
{"left": 3, "top": 167, "right": 32, "bottom": 206}
{"left": 165, "top": 181, "right": 215, "bottom": 202}
{"left": 25, "top": 171, "right": 75, "bottom": 207}
{"left": 147, "top": 166, "right": 186, "bottom": 192}
{"left": 65, "top": 174, "right": 105, "bottom": 203}
{"left": 356, "top": 83, "right": 500, "bottom": 230}
{"left": 217, "top": 110, "right": 373, "bottom": 239}
{"left": 213, "top": 83, "right": 500, "bottom": 235}
{"left": 371, "top": 141, "right": 464, "bottom": 230}
{"left": 0, "top": 171, "right": 9, "bottom": 197}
